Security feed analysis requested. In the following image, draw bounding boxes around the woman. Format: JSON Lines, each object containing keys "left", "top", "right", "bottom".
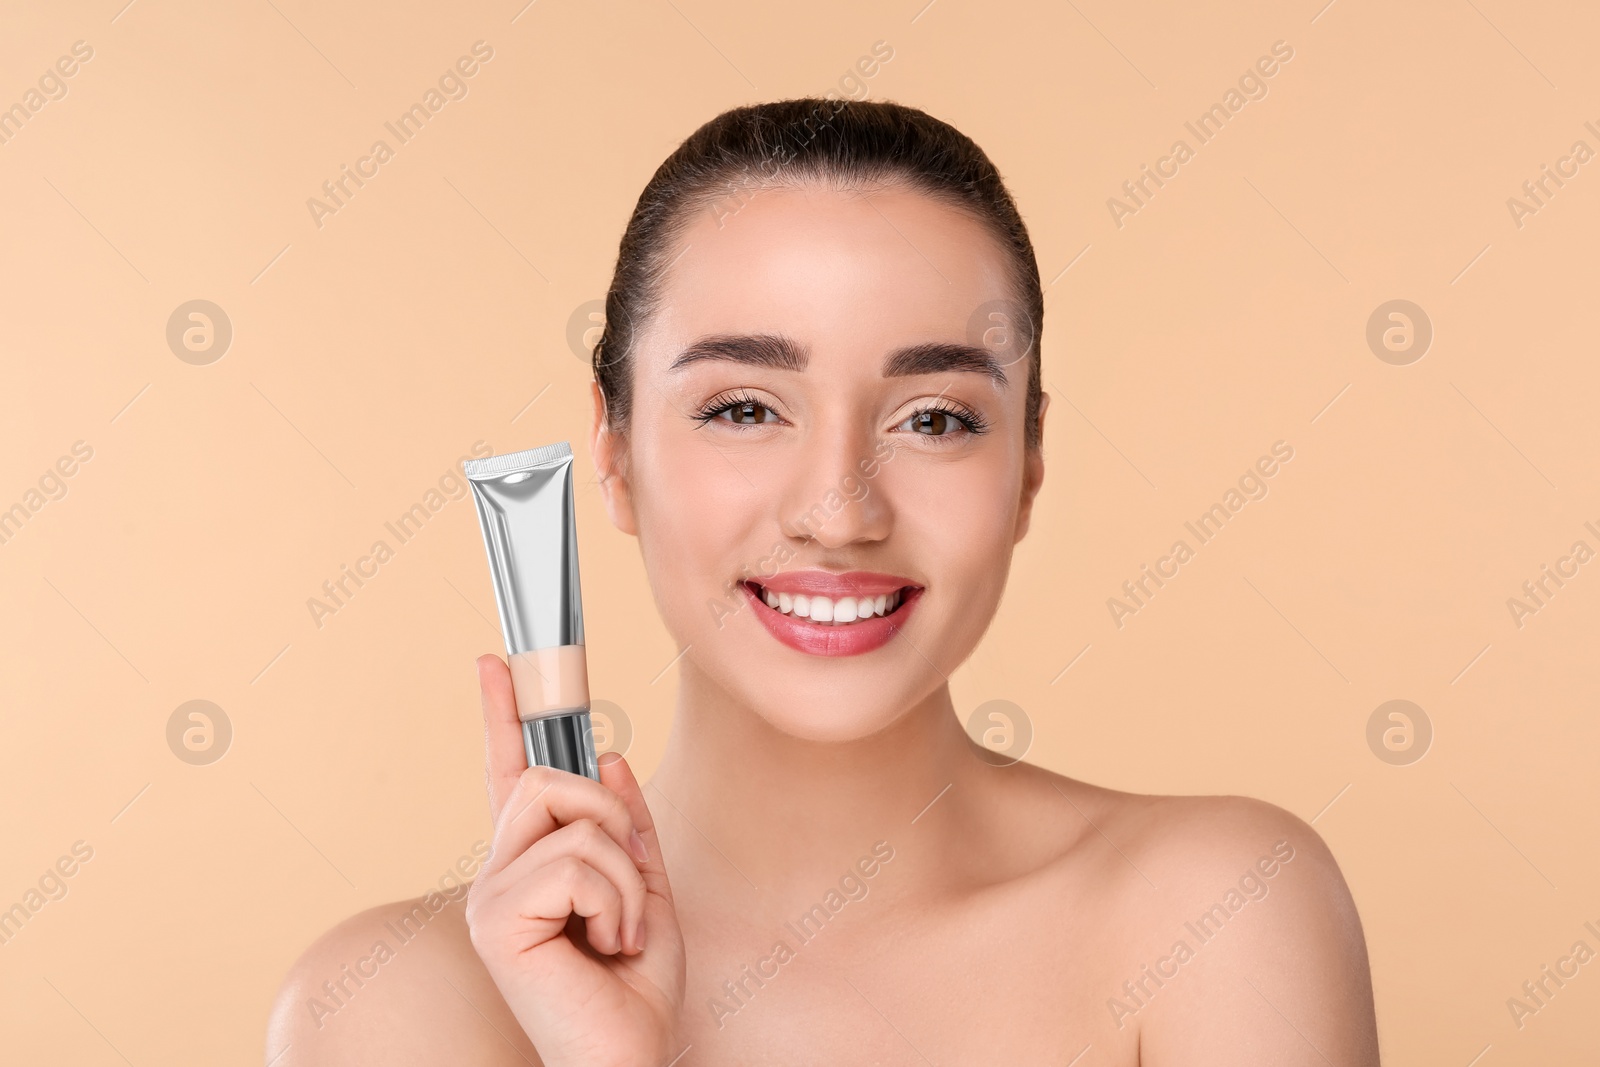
{"left": 269, "top": 98, "right": 1380, "bottom": 1065}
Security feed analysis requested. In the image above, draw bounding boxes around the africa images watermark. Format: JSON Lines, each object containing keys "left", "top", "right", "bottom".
{"left": 0, "top": 39, "right": 94, "bottom": 147}
{"left": 1505, "top": 916, "right": 1600, "bottom": 1031}
{"left": 1504, "top": 518, "right": 1600, "bottom": 630}
{"left": 0, "top": 840, "right": 95, "bottom": 949}
{"left": 302, "top": 841, "right": 490, "bottom": 1029}
{"left": 706, "top": 840, "right": 896, "bottom": 1030}
{"left": 305, "top": 41, "right": 495, "bottom": 229}
{"left": 306, "top": 441, "right": 492, "bottom": 629}
{"left": 1107, "top": 39, "right": 1296, "bottom": 229}
{"left": 1106, "top": 838, "right": 1297, "bottom": 1028}
{"left": 1106, "top": 440, "right": 1295, "bottom": 629}
{"left": 1505, "top": 118, "right": 1600, "bottom": 230}
{"left": 703, "top": 40, "right": 895, "bottom": 231}
{"left": 0, "top": 440, "right": 94, "bottom": 548}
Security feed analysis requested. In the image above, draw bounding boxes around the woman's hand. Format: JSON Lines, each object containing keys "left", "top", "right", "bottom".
{"left": 465, "top": 654, "right": 686, "bottom": 1067}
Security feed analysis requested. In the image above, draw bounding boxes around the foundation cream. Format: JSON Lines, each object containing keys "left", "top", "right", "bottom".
{"left": 464, "top": 442, "right": 599, "bottom": 780}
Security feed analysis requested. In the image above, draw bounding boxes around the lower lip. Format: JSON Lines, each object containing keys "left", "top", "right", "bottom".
{"left": 741, "top": 582, "right": 921, "bottom": 657}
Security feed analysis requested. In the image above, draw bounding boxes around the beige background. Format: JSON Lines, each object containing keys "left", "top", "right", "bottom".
{"left": 3, "top": 0, "right": 1597, "bottom": 1062}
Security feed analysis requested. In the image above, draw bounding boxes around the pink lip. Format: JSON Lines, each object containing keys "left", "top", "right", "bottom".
{"left": 754, "top": 570, "right": 920, "bottom": 598}
{"left": 740, "top": 578, "right": 922, "bottom": 657}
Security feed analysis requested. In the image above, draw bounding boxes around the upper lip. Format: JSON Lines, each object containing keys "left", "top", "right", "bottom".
{"left": 747, "top": 570, "right": 921, "bottom": 598}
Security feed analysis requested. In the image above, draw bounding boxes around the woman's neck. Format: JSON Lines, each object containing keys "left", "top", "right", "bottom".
{"left": 646, "top": 662, "right": 994, "bottom": 897}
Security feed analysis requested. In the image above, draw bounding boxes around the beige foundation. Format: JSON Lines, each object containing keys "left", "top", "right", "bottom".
{"left": 465, "top": 442, "right": 600, "bottom": 779}
{"left": 508, "top": 645, "right": 591, "bottom": 721}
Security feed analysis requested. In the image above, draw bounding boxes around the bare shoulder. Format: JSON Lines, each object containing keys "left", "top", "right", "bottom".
{"left": 1110, "top": 787, "right": 1349, "bottom": 896}
{"left": 1042, "top": 775, "right": 1380, "bottom": 1065}
{"left": 265, "top": 889, "right": 540, "bottom": 1066}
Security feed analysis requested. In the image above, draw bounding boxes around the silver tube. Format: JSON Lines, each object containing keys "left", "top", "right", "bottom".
{"left": 464, "top": 442, "right": 599, "bottom": 781}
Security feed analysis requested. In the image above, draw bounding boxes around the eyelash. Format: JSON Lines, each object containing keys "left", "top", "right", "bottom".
{"left": 692, "top": 391, "right": 989, "bottom": 437}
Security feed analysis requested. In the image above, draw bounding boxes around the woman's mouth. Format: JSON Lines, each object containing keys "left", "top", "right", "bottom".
{"left": 739, "top": 573, "right": 922, "bottom": 656}
{"left": 748, "top": 584, "right": 906, "bottom": 624}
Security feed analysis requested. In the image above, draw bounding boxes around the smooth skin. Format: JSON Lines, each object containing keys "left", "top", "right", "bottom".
{"left": 268, "top": 182, "right": 1380, "bottom": 1065}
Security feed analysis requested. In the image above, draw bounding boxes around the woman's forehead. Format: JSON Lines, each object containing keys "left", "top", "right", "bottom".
{"left": 636, "top": 184, "right": 1016, "bottom": 369}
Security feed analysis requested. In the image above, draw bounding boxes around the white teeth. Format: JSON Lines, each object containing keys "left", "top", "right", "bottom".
{"left": 757, "top": 586, "right": 908, "bottom": 625}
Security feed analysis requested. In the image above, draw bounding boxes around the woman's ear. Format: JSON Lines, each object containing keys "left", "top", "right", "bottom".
{"left": 1014, "top": 391, "right": 1048, "bottom": 544}
{"left": 590, "top": 380, "right": 638, "bottom": 536}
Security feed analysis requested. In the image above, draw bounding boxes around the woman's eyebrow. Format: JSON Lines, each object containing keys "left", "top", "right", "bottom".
{"left": 669, "top": 334, "right": 806, "bottom": 373}
{"left": 668, "top": 334, "right": 1009, "bottom": 386}
{"left": 883, "top": 341, "right": 1009, "bottom": 387}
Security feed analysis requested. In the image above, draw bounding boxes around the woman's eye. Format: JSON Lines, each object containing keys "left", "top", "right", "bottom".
{"left": 716, "top": 401, "right": 776, "bottom": 425}
{"left": 900, "top": 409, "right": 970, "bottom": 436}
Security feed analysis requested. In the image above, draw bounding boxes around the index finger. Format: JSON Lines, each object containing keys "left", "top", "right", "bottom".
{"left": 477, "top": 652, "right": 526, "bottom": 823}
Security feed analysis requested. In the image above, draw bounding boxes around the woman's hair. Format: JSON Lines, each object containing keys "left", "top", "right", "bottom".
{"left": 593, "top": 96, "right": 1045, "bottom": 451}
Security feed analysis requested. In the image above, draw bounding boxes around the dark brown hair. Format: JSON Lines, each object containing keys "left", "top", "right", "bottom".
{"left": 593, "top": 97, "right": 1044, "bottom": 450}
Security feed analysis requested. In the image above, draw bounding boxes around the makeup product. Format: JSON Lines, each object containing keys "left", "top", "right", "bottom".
{"left": 464, "top": 442, "right": 599, "bottom": 780}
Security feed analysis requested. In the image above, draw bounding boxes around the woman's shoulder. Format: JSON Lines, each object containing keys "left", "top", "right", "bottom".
{"left": 1075, "top": 776, "right": 1328, "bottom": 873}
{"left": 266, "top": 889, "right": 540, "bottom": 1066}
{"left": 1026, "top": 768, "right": 1379, "bottom": 1062}
{"left": 1033, "top": 768, "right": 1357, "bottom": 922}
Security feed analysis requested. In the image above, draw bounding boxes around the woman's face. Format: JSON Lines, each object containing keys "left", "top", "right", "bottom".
{"left": 594, "top": 182, "right": 1047, "bottom": 743}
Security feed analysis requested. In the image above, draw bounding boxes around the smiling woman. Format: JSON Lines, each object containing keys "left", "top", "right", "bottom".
{"left": 269, "top": 98, "right": 1380, "bottom": 1066}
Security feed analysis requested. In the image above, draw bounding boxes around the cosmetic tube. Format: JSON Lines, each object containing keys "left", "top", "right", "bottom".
{"left": 464, "top": 442, "right": 599, "bottom": 781}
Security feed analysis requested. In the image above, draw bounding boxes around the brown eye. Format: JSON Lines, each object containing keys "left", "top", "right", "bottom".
{"left": 722, "top": 401, "right": 774, "bottom": 425}
{"left": 902, "top": 409, "right": 965, "bottom": 436}
{"left": 693, "top": 392, "right": 783, "bottom": 428}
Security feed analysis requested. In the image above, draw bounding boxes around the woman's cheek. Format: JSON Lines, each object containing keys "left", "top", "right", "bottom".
{"left": 911, "top": 465, "right": 1017, "bottom": 635}
{"left": 636, "top": 536, "right": 719, "bottom": 653}
{"left": 633, "top": 482, "right": 747, "bottom": 641}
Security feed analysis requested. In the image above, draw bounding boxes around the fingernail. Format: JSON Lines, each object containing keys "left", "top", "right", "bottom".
{"left": 629, "top": 829, "right": 649, "bottom": 864}
{"left": 634, "top": 917, "right": 647, "bottom": 951}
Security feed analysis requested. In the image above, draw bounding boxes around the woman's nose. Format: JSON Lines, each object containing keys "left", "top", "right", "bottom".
{"left": 778, "top": 430, "right": 892, "bottom": 548}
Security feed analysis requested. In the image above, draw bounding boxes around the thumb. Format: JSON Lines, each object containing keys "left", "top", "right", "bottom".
{"left": 597, "top": 752, "right": 673, "bottom": 903}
